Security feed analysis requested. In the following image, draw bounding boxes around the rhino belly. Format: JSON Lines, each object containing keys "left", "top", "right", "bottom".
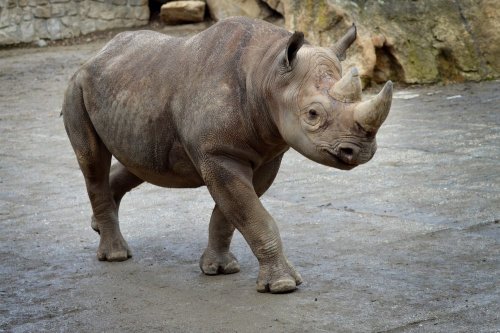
{"left": 114, "top": 140, "right": 204, "bottom": 189}
{"left": 96, "top": 118, "right": 204, "bottom": 189}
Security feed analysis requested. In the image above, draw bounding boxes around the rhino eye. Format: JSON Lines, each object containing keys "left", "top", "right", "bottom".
{"left": 308, "top": 109, "right": 318, "bottom": 119}
{"left": 302, "top": 103, "right": 326, "bottom": 130}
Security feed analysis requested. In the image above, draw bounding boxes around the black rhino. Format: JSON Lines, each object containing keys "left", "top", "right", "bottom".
{"left": 62, "top": 17, "right": 393, "bottom": 293}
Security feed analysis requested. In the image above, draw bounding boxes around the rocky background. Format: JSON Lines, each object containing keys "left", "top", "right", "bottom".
{"left": 1, "top": 0, "right": 498, "bottom": 84}
{"left": 270, "top": 0, "right": 500, "bottom": 84}
{"left": 0, "top": 0, "right": 149, "bottom": 45}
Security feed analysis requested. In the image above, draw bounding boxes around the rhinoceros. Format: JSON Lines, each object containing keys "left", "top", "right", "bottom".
{"left": 62, "top": 17, "right": 392, "bottom": 293}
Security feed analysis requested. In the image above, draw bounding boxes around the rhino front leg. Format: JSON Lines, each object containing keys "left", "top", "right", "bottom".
{"left": 201, "top": 156, "right": 302, "bottom": 293}
{"left": 200, "top": 156, "right": 284, "bottom": 276}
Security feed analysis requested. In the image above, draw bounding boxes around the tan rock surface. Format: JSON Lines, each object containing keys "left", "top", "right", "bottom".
{"left": 161, "top": 1, "right": 206, "bottom": 24}
{"left": 263, "top": 0, "right": 499, "bottom": 84}
{"left": 206, "top": 0, "right": 273, "bottom": 21}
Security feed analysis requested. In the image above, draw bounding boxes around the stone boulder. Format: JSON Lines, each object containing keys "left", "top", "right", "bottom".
{"left": 161, "top": 1, "right": 206, "bottom": 24}
{"left": 263, "top": 0, "right": 499, "bottom": 84}
{"left": 206, "top": 0, "right": 274, "bottom": 21}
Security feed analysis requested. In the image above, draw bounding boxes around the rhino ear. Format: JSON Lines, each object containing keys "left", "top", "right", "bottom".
{"left": 332, "top": 23, "right": 357, "bottom": 61}
{"left": 283, "top": 31, "right": 305, "bottom": 69}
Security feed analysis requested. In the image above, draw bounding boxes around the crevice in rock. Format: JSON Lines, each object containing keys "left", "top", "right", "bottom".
{"left": 373, "top": 44, "right": 405, "bottom": 84}
{"left": 436, "top": 47, "right": 464, "bottom": 83}
{"left": 259, "top": 0, "right": 285, "bottom": 25}
{"left": 453, "top": 0, "right": 488, "bottom": 77}
{"left": 148, "top": 0, "right": 165, "bottom": 22}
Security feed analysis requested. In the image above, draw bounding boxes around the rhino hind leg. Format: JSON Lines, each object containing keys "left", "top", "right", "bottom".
{"left": 91, "top": 162, "right": 144, "bottom": 234}
{"left": 199, "top": 206, "right": 240, "bottom": 275}
{"left": 63, "top": 82, "right": 132, "bottom": 262}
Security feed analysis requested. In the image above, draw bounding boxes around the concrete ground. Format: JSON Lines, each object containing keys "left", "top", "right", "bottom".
{"left": 0, "top": 39, "right": 499, "bottom": 333}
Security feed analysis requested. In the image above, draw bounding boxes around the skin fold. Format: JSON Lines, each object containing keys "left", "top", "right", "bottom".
{"left": 62, "top": 16, "right": 392, "bottom": 293}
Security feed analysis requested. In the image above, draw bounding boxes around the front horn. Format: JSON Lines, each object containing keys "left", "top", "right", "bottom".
{"left": 353, "top": 81, "right": 393, "bottom": 132}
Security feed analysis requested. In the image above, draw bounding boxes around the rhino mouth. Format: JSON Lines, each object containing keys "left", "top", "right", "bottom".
{"left": 323, "top": 149, "right": 357, "bottom": 170}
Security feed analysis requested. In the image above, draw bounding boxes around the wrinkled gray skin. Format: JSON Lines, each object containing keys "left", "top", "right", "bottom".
{"left": 62, "top": 17, "right": 393, "bottom": 293}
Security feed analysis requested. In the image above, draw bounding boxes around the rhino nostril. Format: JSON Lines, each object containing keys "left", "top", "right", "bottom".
{"left": 340, "top": 147, "right": 354, "bottom": 158}
{"left": 338, "top": 146, "right": 359, "bottom": 164}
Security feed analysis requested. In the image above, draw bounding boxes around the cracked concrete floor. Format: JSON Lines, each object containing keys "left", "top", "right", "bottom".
{"left": 0, "top": 40, "right": 499, "bottom": 332}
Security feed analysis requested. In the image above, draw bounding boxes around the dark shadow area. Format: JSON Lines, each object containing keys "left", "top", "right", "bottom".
{"left": 373, "top": 44, "right": 405, "bottom": 84}
{"left": 436, "top": 47, "right": 465, "bottom": 83}
{"left": 148, "top": 0, "right": 165, "bottom": 21}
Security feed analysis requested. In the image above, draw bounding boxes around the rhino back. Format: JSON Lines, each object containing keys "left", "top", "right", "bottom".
{"left": 76, "top": 30, "right": 182, "bottom": 173}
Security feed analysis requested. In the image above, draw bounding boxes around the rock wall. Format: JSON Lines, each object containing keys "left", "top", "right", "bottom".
{"left": 0, "top": 0, "right": 149, "bottom": 45}
{"left": 264, "top": 0, "right": 499, "bottom": 84}
{"left": 3, "top": 0, "right": 498, "bottom": 83}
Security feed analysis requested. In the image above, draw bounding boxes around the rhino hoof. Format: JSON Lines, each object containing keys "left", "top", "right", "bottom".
{"left": 200, "top": 250, "right": 240, "bottom": 275}
{"left": 97, "top": 249, "right": 131, "bottom": 262}
{"left": 257, "top": 277, "right": 298, "bottom": 294}
{"left": 96, "top": 234, "right": 132, "bottom": 262}
{"left": 256, "top": 260, "right": 303, "bottom": 293}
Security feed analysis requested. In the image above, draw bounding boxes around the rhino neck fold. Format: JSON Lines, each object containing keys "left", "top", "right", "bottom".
{"left": 241, "top": 34, "right": 290, "bottom": 151}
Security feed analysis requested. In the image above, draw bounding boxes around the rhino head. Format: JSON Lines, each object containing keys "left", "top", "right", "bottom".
{"left": 270, "top": 25, "right": 393, "bottom": 170}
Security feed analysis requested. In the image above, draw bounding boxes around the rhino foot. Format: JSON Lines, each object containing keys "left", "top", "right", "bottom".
{"left": 97, "top": 232, "right": 132, "bottom": 262}
{"left": 200, "top": 250, "right": 240, "bottom": 275}
{"left": 256, "top": 258, "right": 303, "bottom": 294}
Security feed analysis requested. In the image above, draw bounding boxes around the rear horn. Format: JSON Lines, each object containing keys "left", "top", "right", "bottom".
{"left": 332, "top": 24, "right": 357, "bottom": 61}
{"left": 329, "top": 68, "right": 362, "bottom": 103}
